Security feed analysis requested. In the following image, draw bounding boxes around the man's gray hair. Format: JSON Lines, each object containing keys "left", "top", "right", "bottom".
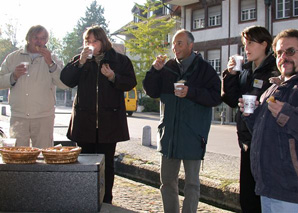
{"left": 25, "top": 25, "right": 49, "bottom": 44}
{"left": 174, "top": 29, "right": 195, "bottom": 44}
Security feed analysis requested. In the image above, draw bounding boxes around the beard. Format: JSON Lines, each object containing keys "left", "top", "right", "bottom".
{"left": 278, "top": 59, "right": 297, "bottom": 78}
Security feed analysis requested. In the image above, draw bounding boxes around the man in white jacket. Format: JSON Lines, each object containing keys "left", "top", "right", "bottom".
{"left": 0, "top": 25, "right": 68, "bottom": 148}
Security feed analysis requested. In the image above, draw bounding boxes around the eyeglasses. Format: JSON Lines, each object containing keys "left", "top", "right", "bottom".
{"left": 32, "top": 36, "right": 47, "bottom": 41}
{"left": 275, "top": 47, "right": 298, "bottom": 58}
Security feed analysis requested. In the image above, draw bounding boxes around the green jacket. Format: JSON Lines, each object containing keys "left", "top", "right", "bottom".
{"left": 143, "top": 53, "right": 221, "bottom": 160}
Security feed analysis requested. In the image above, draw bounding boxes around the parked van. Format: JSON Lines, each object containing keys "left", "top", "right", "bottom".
{"left": 124, "top": 87, "right": 137, "bottom": 116}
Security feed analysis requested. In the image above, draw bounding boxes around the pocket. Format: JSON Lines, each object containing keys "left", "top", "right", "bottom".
{"left": 289, "top": 138, "right": 298, "bottom": 177}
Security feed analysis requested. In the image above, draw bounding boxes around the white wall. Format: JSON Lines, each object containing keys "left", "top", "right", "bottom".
{"left": 272, "top": 20, "right": 298, "bottom": 36}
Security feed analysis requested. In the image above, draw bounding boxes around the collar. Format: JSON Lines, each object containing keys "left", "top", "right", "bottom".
{"left": 175, "top": 52, "right": 196, "bottom": 73}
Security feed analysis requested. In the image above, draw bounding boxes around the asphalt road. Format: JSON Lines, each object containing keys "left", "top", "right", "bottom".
{"left": 53, "top": 108, "right": 240, "bottom": 157}
{"left": 0, "top": 104, "right": 240, "bottom": 157}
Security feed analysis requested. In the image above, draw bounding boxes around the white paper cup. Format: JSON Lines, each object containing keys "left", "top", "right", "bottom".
{"left": 21, "top": 62, "right": 30, "bottom": 73}
{"left": 2, "top": 138, "right": 16, "bottom": 147}
{"left": 87, "top": 46, "right": 94, "bottom": 59}
{"left": 242, "top": 95, "right": 257, "bottom": 114}
{"left": 174, "top": 82, "right": 184, "bottom": 90}
{"left": 232, "top": 55, "right": 243, "bottom": 71}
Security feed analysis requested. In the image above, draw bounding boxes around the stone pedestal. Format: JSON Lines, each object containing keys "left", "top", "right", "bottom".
{"left": 0, "top": 154, "right": 105, "bottom": 213}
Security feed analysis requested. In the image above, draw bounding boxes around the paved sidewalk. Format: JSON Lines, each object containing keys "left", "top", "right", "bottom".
{"left": 109, "top": 175, "right": 234, "bottom": 213}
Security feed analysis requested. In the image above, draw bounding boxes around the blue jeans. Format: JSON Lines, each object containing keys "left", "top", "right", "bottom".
{"left": 160, "top": 156, "right": 201, "bottom": 213}
{"left": 261, "top": 196, "right": 298, "bottom": 213}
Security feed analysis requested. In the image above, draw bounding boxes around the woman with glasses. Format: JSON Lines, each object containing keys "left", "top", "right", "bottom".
{"left": 60, "top": 25, "right": 137, "bottom": 204}
{"left": 221, "top": 25, "right": 280, "bottom": 213}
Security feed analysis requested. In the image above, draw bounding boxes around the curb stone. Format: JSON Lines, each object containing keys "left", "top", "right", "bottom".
{"left": 114, "top": 152, "right": 241, "bottom": 212}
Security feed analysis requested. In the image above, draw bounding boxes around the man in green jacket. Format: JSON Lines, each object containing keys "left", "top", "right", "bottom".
{"left": 143, "top": 29, "right": 221, "bottom": 213}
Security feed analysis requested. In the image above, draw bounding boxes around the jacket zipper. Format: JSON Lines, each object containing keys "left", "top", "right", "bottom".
{"left": 96, "top": 64, "right": 99, "bottom": 128}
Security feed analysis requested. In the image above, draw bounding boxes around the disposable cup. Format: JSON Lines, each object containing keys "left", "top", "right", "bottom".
{"left": 87, "top": 46, "right": 94, "bottom": 59}
{"left": 232, "top": 55, "right": 243, "bottom": 71}
{"left": 174, "top": 82, "right": 184, "bottom": 90}
{"left": 2, "top": 138, "right": 16, "bottom": 147}
{"left": 242, "top": 95, "right": 257, "bottom": 114}
{"left": 21, "top": 62, "right": 30, "bottom": 73}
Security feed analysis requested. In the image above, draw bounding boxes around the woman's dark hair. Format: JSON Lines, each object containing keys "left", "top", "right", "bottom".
{"left": 83, "top": 25, "right": 112, "bottom": 52}
{"left": 241, "top": 25, "right": 272, "bottom": 55}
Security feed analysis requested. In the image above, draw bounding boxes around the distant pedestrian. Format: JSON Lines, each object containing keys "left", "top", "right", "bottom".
{"left": 143, "top": 29, "right": 221, "bottom": 213}
{"left": 239, "top": 28, "right": 298, "bottom": 212}
{"left": 0, "top": 25, "right": 68, "bottom": 148}
{"left": 221, "top": 25, "right": 279, "bottom": 212}
{"left": 220, "top": 110, "right": 226, "bottom": 125}
{"left": 60, "top": 25, "right": 137, "bottom": 204}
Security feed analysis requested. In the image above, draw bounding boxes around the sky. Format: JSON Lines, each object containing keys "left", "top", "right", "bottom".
{"left": 0, "top": 0, "right": 146, "bottom": 45}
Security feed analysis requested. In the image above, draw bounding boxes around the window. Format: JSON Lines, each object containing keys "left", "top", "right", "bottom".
{"left": 241, "top": 0, "right": 256, "bottom": 21}
{"left": 240, "top": 46, "right": 248, "bottom": 63}
{"left": 276, "top": 0, "right": 291, "bottom": 19}
{"left": 134, "top": 15, "right": 139, "bottom": 23}
{"left": 294, "top": 0, "right": 298, "bottom": 16}
{"left": 163, "top": 4, "right": 170, "bottom": 15}
{"left": 208, "top": 50, "right": 221, "bottom": 75}
{"left": 193, "top": 9, "right": 205, "bottom": 29}
{"left": 208, "top": 5, "right": 221, "bottom": 27}
{"left": 148, "top": 10, "right": 154, "bottom": 17}
{"left": 209, "top": 59, "right": 221, "bottom": 74}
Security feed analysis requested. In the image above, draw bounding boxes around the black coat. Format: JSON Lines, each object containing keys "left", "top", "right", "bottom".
{"left": 60, "top": 48, "right": 137, "bottom": 144}
{"left": 222, "top": 54, "right": 279, "bottom": 150}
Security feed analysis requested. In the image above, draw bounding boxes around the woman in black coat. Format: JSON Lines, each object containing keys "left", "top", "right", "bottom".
{"left": 60, "top": 25, "right": 137, "bottom": 204}
{"left": 222, "top": 26, "right": 279, "bottom": 213}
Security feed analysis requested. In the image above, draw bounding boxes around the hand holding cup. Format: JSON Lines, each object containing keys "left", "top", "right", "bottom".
{"left": 239, "top": 95, "right": 258, "bottom": 116}
{"left": 227, "top": 55, "right": 243, "bottom": 74}
{"left": 174, "top": 80, "right": 188, "bottom": 98}
{"left": 79, "top": 46, "right": 94, "bottom": 65}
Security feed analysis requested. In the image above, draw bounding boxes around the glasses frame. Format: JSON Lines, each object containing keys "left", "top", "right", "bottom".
{"left": 274, "top": 47, "right": 298, "bottom": 58}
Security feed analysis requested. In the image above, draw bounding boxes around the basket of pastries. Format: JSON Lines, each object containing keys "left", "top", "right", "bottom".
{"left": 42, "top": 145, "right": 81, "bottom": 164}
{"left": 0, "top": 146, "right": 41, "bottom": 164}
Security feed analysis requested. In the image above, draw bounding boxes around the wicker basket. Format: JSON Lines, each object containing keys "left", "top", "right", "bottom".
{"left": 42, "top": 146, "right": 81, "bottom": 164}
{"left": 0, "top": 146, "right": 41, "bottom": 164}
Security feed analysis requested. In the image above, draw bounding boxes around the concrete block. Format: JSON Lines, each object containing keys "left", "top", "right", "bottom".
{"left": 1, "top": 106, "right": 6, "bottom": 116}
{"left": 0, "top": 154, "right": 105, "bottom": 213}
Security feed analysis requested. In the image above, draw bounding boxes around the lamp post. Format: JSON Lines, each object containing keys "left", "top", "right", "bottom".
{"left": 264, "top": 0, "right": 272, "bottom": 31}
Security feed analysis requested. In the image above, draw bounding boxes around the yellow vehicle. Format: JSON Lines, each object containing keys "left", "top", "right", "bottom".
{"left": 124, "top": 87, "right": 138, "bottom": 116}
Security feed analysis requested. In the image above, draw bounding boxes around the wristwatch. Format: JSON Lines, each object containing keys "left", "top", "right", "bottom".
{"left": 49, "top": 61, "right": 55, "bottom": 68}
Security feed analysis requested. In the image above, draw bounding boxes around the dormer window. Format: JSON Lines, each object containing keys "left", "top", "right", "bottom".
{"left": 134, "top": 15, "right": 139, "bottom": 23}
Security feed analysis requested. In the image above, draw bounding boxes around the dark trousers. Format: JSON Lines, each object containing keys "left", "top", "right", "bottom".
{"left": 77, "top": 142, "right": 117, "bottom": 204}
{"left": 240, "top": 149, "right": 261, "bottom": 213}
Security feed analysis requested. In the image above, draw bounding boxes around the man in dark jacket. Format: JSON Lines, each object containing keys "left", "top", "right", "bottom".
{"left": 240, "top": 29, "right": 298, "bottom": 212}
{"left": 222, "top": 26, "right": 279, "bottom": 212}
{"left": 143, "top": 29, "right": 221, "bottom": 213}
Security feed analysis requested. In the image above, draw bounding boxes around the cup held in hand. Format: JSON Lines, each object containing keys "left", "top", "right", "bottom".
{"left": 21, "top": 62, "right": 30, "bottom": 73}
{"left": 174, "top": 82, "right": 184, "bottom": 90}
{"left": 232, "top": 55, "right": 243, "bottom": 71}
{"left": 242, "top": 95, "right": 257, "bottom": 114}
{"left": 87, "top": 46, "right": 94, "bottom": 59}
